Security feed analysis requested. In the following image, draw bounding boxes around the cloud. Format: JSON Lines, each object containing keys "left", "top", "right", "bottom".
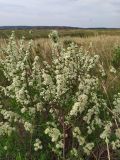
{"left": 0, "top": 0, "right": 119, "bottom": 27}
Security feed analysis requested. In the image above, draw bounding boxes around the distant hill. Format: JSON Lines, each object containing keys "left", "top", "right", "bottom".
{"left": 0, "top": 26, "right": 120, "bottom": 30}
{"left": 0, "top": 26, "right": 81, "bottom": 30}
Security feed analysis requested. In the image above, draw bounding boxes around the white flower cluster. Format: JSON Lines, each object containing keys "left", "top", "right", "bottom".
{"left": 1, "top": 109, "right": 20, "bottom": 122}
{"left": 73, "top": 127, "right": 94, "bottom": 155}
{"left": 70, "top": 94, "right": 88, "bottom": 116}
{"left": 100, "top": 122, "right": 112, "bottom": 141}
{"left": 73, "top": 127, "right": 85, "bottom": 146}
{"left": 24, "top": 121, "right": 33, "bottom": 133}
{"left": 45, "top": 125, "right": 63, "bottom": 149}
{"left": 110, "top": 65, "right": 116, "bottom": 74}
{"left": 70, "top": 148, "right": 78, "bottom": 157}
{"left": 0, "top": 122, "right": 15, "bottom": 136}
{"left": 34, "top": 139, "right": 42, "bottom": 151}
{"left": 83, "top": 143, "right": 94, "bottom": 155}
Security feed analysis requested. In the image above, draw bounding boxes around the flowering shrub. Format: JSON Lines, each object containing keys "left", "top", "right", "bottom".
{"left": 0, "top": 31, "right": 120, "bottom": 159}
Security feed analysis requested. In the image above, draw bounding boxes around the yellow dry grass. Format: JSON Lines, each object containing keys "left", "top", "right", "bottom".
{"left": 32, "top": 35, "right": 120, "bottom": 68}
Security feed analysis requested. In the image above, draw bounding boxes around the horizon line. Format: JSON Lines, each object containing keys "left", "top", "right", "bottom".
{"left": 0, "top": 25, "right": 120, "bottom": 29}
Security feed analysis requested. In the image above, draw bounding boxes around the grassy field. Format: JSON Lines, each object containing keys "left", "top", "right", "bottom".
{"left": 1, "top": 29, "right": 120, "bottom": 98}
{"left": 0, "top": 28, "right": 120, "bottom": 39}
{"left": 1, "top": 29, "right": 120, "bottom": 93}
{"left": 0, "top": 29, "right": 120, "bottom": 160}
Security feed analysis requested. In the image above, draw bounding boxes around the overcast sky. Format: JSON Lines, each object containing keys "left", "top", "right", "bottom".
{"left": 0, "top": 0, "right": 120, "bottom": 27}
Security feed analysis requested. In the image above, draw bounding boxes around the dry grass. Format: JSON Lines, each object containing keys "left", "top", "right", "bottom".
{"left": 63, "top": 35, "right": 120, "bottom": 66}
{"left": 33, "top": 35, "right": 120, "bottom": 68}
{"left": 1, "top": 34, "right": 120, "bottom": 61}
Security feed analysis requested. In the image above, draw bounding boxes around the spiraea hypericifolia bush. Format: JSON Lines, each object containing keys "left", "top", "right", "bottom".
{"left": 0, "top": 31, "right": 120, "bottom": 160}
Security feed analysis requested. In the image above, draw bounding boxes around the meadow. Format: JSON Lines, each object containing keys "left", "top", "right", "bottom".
{"left": 0, "top": 29, "right": 120, "bottom": 160}
{"left": 0, "top": 28, "right": 120, "bottom": 39}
